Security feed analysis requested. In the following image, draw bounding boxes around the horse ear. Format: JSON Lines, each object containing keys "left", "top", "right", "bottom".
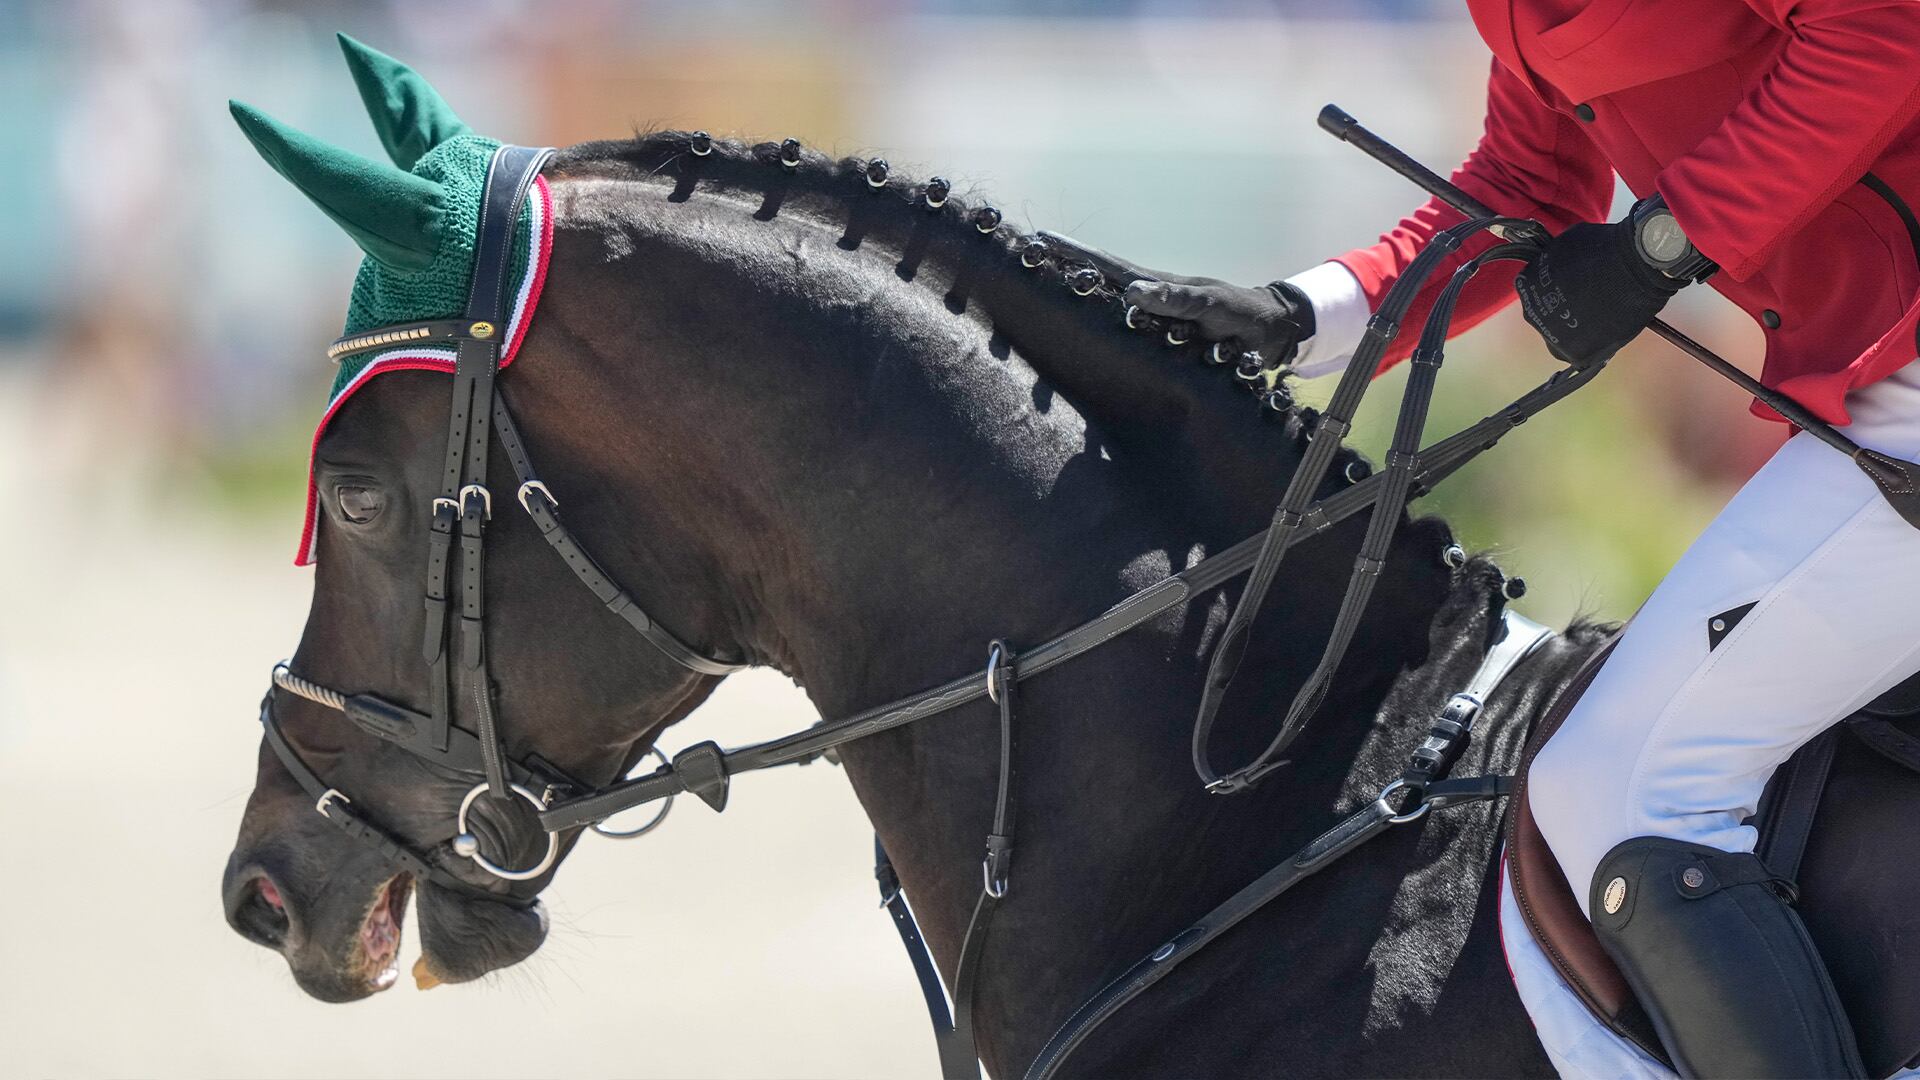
{"left": 230, "top": 100, "right": 443, "bottom": 272}
{"left": 337, "top": 33, "right": 471, "bottom": 170}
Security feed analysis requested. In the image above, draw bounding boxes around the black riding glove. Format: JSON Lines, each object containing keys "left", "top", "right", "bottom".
{"left": 1037, "top": 230, "right": 1315, "bottom": 362}
{"left": 1513, "top": 217, "right": 1683, "bottom": 367}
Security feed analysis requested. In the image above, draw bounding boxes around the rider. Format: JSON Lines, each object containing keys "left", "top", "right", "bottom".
{"left": 1121, "top": 2, "right": 1920, "bottom": 1077}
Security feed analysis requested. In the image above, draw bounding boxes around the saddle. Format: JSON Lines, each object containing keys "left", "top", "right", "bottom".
{"left": 1507, "top": 637, "right": 1920, "bottom": 1077}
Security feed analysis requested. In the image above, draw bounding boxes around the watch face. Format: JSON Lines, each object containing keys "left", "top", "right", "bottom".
{"left": 1639, "top": 212, "right": 1690, "bottom": 265}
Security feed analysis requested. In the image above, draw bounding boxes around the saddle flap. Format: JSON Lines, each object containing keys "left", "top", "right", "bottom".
{"left": 1508, "top": 641, "right": 1920, "bottom": 1078}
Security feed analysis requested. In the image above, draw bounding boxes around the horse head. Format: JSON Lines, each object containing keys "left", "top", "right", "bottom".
{"left": 220, "top": 36, "right": 735, "bottom": 1000}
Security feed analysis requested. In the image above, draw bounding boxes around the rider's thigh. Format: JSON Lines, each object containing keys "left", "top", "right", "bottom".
{"left": 1530, "top": 358, "right": 1920, "bottom": 914}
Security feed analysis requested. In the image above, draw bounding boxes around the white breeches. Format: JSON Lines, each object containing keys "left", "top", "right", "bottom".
{"left": 1529, "top": 356, "right": 1920, "bottom": 915}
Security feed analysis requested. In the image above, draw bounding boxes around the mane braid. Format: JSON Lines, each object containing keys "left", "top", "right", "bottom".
{"left": 550, "top": 131, "right": 1359, "bottom": 462}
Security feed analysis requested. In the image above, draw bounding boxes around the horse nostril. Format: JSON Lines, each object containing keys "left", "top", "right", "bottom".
{"left": 228, "top": 873, "right": 291, "bottom": 949}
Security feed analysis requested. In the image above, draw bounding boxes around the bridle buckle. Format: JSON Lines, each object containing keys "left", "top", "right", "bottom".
{"left": 516, "top": 479, "right": 556, "bottom": 514}
{"left": 315, "top": 788, "right": 351, "bottom": 819}
{"left": 459, "top": 483, "right": 493, "bottom": 520}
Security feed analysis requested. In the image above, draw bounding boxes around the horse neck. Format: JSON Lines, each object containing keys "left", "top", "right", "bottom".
{"left": 532, "top": 161, "right": 1478, "bottom": 1068}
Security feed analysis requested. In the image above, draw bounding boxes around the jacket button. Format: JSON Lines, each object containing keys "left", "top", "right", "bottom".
{"left": 1762, "top": 309, "right": 1782, "bottom": 329}
{"left": 1574, "top": 103, "right": 1595, "bottom": 121}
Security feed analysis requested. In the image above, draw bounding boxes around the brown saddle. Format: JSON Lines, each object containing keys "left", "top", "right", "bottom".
{"left": 1507, "top": 635, "right": 1920, "bottom": 1077}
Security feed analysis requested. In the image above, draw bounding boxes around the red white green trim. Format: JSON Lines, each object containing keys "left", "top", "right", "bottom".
{"left": 296, "top": 176, "right": 553, "bottom": 565}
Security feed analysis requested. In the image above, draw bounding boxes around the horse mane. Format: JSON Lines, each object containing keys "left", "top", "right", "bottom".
{"left": 550, "top": 130, "right": 1335, "bottom": 452}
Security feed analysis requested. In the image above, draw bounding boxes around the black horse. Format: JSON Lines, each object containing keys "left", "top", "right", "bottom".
{"left": 222, "top": 124, "right": 1615, "bottom": 1075}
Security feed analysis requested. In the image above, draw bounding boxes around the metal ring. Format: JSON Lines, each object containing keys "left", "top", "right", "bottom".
{"left": 516, "top": 479, "right": 556, "bottom": 514}
{"left": 984, "top": 642, "right": 1005, "bottom": 704}
{"left": 1375, "top": 779, "right": 1431, "bottom": 826}
{"left": 458, "top": 483, "right": 493, "bottom": 520}
{"left": 454, "top": 782, "right": 560, "bottom": 881}
{"left": 1125, "top": 305, "right": 1147, "bottom": 330}
{"left": 1441, "top": 543, "right": 1467, "bottom": 569}
{"left": 590, "top": 749, "right": 677, "bottom": 840}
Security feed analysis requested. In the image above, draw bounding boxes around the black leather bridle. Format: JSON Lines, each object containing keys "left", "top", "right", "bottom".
{"left": 261, "top": 145, "right": 748, "bottom": 899}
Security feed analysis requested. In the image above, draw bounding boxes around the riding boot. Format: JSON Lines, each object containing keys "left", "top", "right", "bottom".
{"left": 1588, "top": 836, "right": 1865, "bottom": 1079}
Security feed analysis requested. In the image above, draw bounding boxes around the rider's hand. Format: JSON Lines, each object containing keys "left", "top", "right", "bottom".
{"left": 1513, "top": 211, "right": 1689, "bottom": 367}
{"left": 1037, "top": 231, "right": 1316, "bottom": 361}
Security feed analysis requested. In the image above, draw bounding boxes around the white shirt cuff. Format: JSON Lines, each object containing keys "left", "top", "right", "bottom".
{"left": 1284, "top": 261, "right": 1371, "bottom": 380}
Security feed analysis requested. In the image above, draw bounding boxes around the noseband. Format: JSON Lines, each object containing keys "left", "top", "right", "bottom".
{"left": 261, "top": 145, "right": 747, "bottom": 895}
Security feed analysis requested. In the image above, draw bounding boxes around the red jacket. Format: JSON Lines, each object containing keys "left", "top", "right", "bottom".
{"left": 1337, "top": 0, "right": 1920, "bottom": 425}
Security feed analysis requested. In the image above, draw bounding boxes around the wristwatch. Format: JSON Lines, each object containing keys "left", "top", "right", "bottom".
{"left": 1629, "top": 193, "right": 1717, "bottom": 281}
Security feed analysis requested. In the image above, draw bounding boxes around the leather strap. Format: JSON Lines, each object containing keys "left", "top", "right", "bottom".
{"left": 1022, "top": 775, "right": 1510, "bottom": 1080}
{"left": 426, "top": 145, "right": 552, "bottom": 801}
{"left": 257, "top": 693, "right": 537, "bottom": 907}
{"left": 1756, "top": 726, "right": 1840, "bottom": 885}
{"left": 536, "top": 350, "right": 1600, "bottom": 834}
{"left": 863, "top": 645, "right": 1025, "bottom": 1080}
{"left": 1190, "top": 218, "right": 1552, "bottom": 795}
{"left": 1024, "top": 610, "right": 1543, "bottom": 1080}
{"left": 876, "top": 837, "right": 962, "bottom": 1067}
{"left": 490, "top": 400, "right": 745, "bottom": 676}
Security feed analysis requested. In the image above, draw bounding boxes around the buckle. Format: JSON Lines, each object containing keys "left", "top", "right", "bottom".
{"left": 516, "top": 479, "right": 556, "bottom": 514}
{"left": 982, "top": 836, "right": 1012, "bottom": 899}
{"left": 315, "top": 788, "right": 351, "bottom": 819}
{"left": 459, "top": 483, "right": 493, "bottom": 520}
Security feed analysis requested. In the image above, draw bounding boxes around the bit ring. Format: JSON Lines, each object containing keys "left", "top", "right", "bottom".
{"left": 454, "top": 782, "right": 560, "bottom": 881}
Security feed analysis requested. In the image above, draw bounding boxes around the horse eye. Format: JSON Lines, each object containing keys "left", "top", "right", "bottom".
{"left": 336, "top": 485, "right": 384, "bottom": 525}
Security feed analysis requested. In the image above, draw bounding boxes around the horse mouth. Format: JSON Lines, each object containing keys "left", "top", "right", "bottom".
{"left": 355, "top": 873, "right": 411, "bottom": 992}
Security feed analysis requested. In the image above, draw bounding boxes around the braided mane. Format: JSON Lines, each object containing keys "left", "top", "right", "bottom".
{"left": 550, "top": 130, "right": 1329, "bottom": 445}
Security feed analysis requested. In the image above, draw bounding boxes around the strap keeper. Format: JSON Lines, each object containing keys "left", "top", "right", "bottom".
{"left": 1317, "top": 416, "right": 1351, "bottom": 439}
{"left": 421, "top": 597, "right": 447, "bottom": 662}
{"left": 460, "top": 617, "right": 485, "bottom": 669}
{"left": 673, "top": 741, "right": 731, "bottom": 812}
{"left": 1353, "top": 556, "right": 1385, "bottom": 578}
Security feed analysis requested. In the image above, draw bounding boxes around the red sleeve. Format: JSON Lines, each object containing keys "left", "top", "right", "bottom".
{"left": 1334, "top": 60, "right": 1616, "bottom": 372}
{"left": 1658, "top": 0, "right": 1920, "bottom": 282}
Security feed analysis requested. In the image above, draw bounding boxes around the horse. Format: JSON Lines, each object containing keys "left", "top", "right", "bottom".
{"left": 219, "top": 82, "right": 1618, "bottom": 1076}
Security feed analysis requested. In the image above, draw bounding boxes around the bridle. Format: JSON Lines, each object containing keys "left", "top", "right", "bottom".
{"left": 257, "top": 115, "right": 1920, "bottom": 1078}
{"left": 262, "top": 145, "right": 747, "bottom": 899}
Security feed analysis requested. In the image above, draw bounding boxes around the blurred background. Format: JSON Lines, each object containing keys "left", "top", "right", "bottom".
{"left": 0, "top": 0, "right": 1779, "bottom": 1076}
